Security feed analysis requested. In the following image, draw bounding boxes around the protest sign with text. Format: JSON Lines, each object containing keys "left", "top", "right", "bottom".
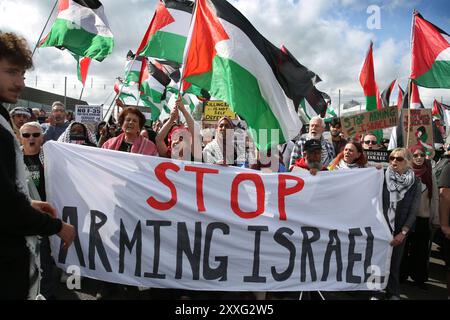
{"left": 44, "top": 142, "right": 392, "bottom": 292}
{"left": 204, "top": 101, "right": 237, "bottom": 121}
{"left": 341, "top": 106, "right": 398, "bottom": 138}
{"left": 75, "top": 105, "right": 103, "bottom": 123}
{"left": 401, "top": 108, "right": 433, "bottom": 150}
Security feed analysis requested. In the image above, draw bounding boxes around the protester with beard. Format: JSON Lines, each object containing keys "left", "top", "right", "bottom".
{"left": 290, "top": 139, "right": 328, "bottom": 175}
{"left": 0, "top": 31, "right": 75, "bottom": 300}
{"left": 329, "top": 117, "right": 347, "bottom": 155}
{"left": 43, "top": 101, "right": 70, "bottom": 143}
{"left": 289, "top": 116, "right": 334, "bottom": 168}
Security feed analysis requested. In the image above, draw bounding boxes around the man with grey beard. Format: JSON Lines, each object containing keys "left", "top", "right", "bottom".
{"left": 290, "top": 139, "right": 328, "bottom": 175}
{"left": 289, "top": 116, "right": 335, "bottom": 168}
{"left": 43, "top": 101, "right": 70, "bottom": 143}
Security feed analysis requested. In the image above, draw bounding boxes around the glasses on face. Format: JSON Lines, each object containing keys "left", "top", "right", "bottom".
{"left": 364, "top": 140, "right": 377, "bottom": 145}
{"left": 413, "top": 153, "right": 425, "bottom": 158}
{"left": 389, "top": 156, "right": 405, "bottom": 162}
{"left": 21, "top": 132, "right": 41, "bottom": 138}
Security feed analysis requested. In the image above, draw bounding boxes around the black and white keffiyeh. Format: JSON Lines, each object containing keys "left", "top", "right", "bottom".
{"left": 385, "top": 166, "right": 415, "bottom": 231}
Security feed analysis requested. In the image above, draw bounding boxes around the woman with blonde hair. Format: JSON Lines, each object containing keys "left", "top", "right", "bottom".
{"left": 380, "top": 147, "right": 421, "bottom": 300}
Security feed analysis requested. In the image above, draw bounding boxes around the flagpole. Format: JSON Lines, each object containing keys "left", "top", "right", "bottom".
{"left": 406, "top": 80, "right": 412, "bottom": 148}
{"left": 406, "top": 10, "right": 416, "bottom": 149}
{"left": 338, "top": 89, "right": 341, "bottom": 118}
{"left": 32, "top": 0, "right": 58, "bottom": 57}
{"left": 79, "top": 86, "right": 85, "bottom": 101}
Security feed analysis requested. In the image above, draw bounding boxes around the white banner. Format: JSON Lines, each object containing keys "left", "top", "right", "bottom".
{"left": 44, "top": 142, "right": 392, "bottom": 291}
{"left": 75, "top": 105, "right": 103, "bottom": 123}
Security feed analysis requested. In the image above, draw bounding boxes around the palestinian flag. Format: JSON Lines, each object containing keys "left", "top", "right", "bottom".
{"left": 300, "top": 87, "right": 329, "bottom": 120}
{"left": 72, "top": 54, "right": 91, "bottom": 86}
{"left": 389, "top": 81, "right": 425, "bottom": 149}
{"left": 279, "top": 45, "right": 321, "bottom": 108}
{"left": 359, "top": 41, "right": 382, "bottom": 111}
{"left": 137, "top": 0, "right": 194, "bottom": 64}
{"left": 432, "top": 99, "right": 445, "bottom": 120}
{"left": 397, "top": 84, "right": 404, "bottom": 109}
{"left": 114, "top": 78, "right": 137, "bottom": 101}
{"left": 181, "top": 0, "right": 321, "bottom": 148}
{"left": 124, "top": 54, "right": 144, "bottom": 86}
{"left": 139, "top": 58, "right": 166, "bottom": 120}
{"left": 166, "top": 81, "right": 196, "bottom": 112}
{"left": 410, "top": 12, "right": 450, "bottom": 88}
{"left": 410, "top": 81, "right": 424, "bottom": 109}
{"left": 381, "top": 79, "right": 396, "bottom": 108}
{"left": 39, "top": 0, "right": 114, "bottom": 62}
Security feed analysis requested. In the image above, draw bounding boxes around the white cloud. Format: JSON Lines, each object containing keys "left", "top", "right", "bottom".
{"left": 1, "top": 0, "right": 448, "bottom": 108}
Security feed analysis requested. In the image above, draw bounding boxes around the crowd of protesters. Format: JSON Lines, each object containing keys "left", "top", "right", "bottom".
{"left": 1, "top": 31, "right": 450, "bottom": 301}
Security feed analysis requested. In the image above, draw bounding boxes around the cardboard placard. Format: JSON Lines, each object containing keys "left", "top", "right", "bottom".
{"left": 341, "top": 106, "right": 398, "bottom": 138}
{"left": 204, "top": 100, "right": 237, "bottom": 121}
{"left": 401, "top": 108, "right": 433, "bottom": 150}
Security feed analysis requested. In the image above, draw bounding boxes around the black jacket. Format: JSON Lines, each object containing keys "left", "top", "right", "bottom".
{"left": 0, "top": 104, "right": 62, "bottom": 263}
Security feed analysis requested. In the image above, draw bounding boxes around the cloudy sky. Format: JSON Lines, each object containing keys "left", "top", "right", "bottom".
{"left": 1, "top": 0, "right": 449, "bottom": 111}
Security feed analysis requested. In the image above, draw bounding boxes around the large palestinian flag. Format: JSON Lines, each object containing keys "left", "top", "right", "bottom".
{"left": 410, "top": 12, "right": 450, "bottom": 88}
{"left": 39, "top": 0, "right": 114, "bottom": 62}
{"left": 182, "top": 0, "right": 321, "bottom": 148}
{"left": 137, "top": 0, "right": 193, "bottom": 64}
{"left": 359, "top": 41, "right": 382, "bottom": 111}
{"left": 300, "top": 87, "right": 329, "bottom": 120}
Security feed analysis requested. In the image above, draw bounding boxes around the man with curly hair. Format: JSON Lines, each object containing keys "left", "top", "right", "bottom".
{"left": 0, "top": 32, "right": 75, "bottom": 300}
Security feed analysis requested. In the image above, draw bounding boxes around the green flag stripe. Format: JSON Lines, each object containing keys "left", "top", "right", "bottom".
{"left": 413, "top": 60, "right": 450, "bottom": 88}
{"left": 138, "top": 31, "right": 186, "bottom": 63}
{"left": 40, "top": 19, "right": 113, "bottom": 61}
{"left": 186, "top": 55, "right": 285, "bottom": 149}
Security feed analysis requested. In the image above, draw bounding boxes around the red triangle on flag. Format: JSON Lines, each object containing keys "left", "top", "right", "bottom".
{"left": 182, "top": 0, "right": 229, "bottom": 83}
{"left": 137, "top": 1, "right": 175, "bottom": 55}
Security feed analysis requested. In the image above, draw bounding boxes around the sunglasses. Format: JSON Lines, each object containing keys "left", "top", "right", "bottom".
{"left": 389, "top": 156, "right": 405, "bottom": 162}
{"left": 413, "top": 153, "right": 425, "bottom": 158}
{"left": 21, "top": 132, "right": 41, "bottom": 138}
{"left": 364, "top": 140, "right": 378, "bottom": 145}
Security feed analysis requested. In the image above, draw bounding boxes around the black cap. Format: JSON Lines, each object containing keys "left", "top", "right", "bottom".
{"left": 304, "top": 139, "right": 321, "bottom": 152}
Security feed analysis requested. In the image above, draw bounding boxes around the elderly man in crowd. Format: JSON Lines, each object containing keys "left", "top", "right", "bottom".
{"left": 290, "top": 139, "right": 328, "bottom": 175}
{"left": 289, "top": 116, "right": 335, "bottom": 168}
{"left": 43, "top": 101, "right": 70, "bottom": 143}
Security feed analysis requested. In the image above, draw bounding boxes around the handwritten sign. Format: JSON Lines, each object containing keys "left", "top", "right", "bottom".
{"left": 75, "top": 105, "right": 103, "bottom": 123}
{"left": 204, "top": 101, "right": 237, "bottom": 121}
{"left": 341, "top": 106, "right": 398, "bottom": 138}
{"left": 402, "top": 108, "right": 433, "bottom": 150}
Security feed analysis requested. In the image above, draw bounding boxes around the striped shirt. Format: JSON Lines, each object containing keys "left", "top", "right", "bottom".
{"left": 289, "top": 136, "right": 335, "bottom": 168}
